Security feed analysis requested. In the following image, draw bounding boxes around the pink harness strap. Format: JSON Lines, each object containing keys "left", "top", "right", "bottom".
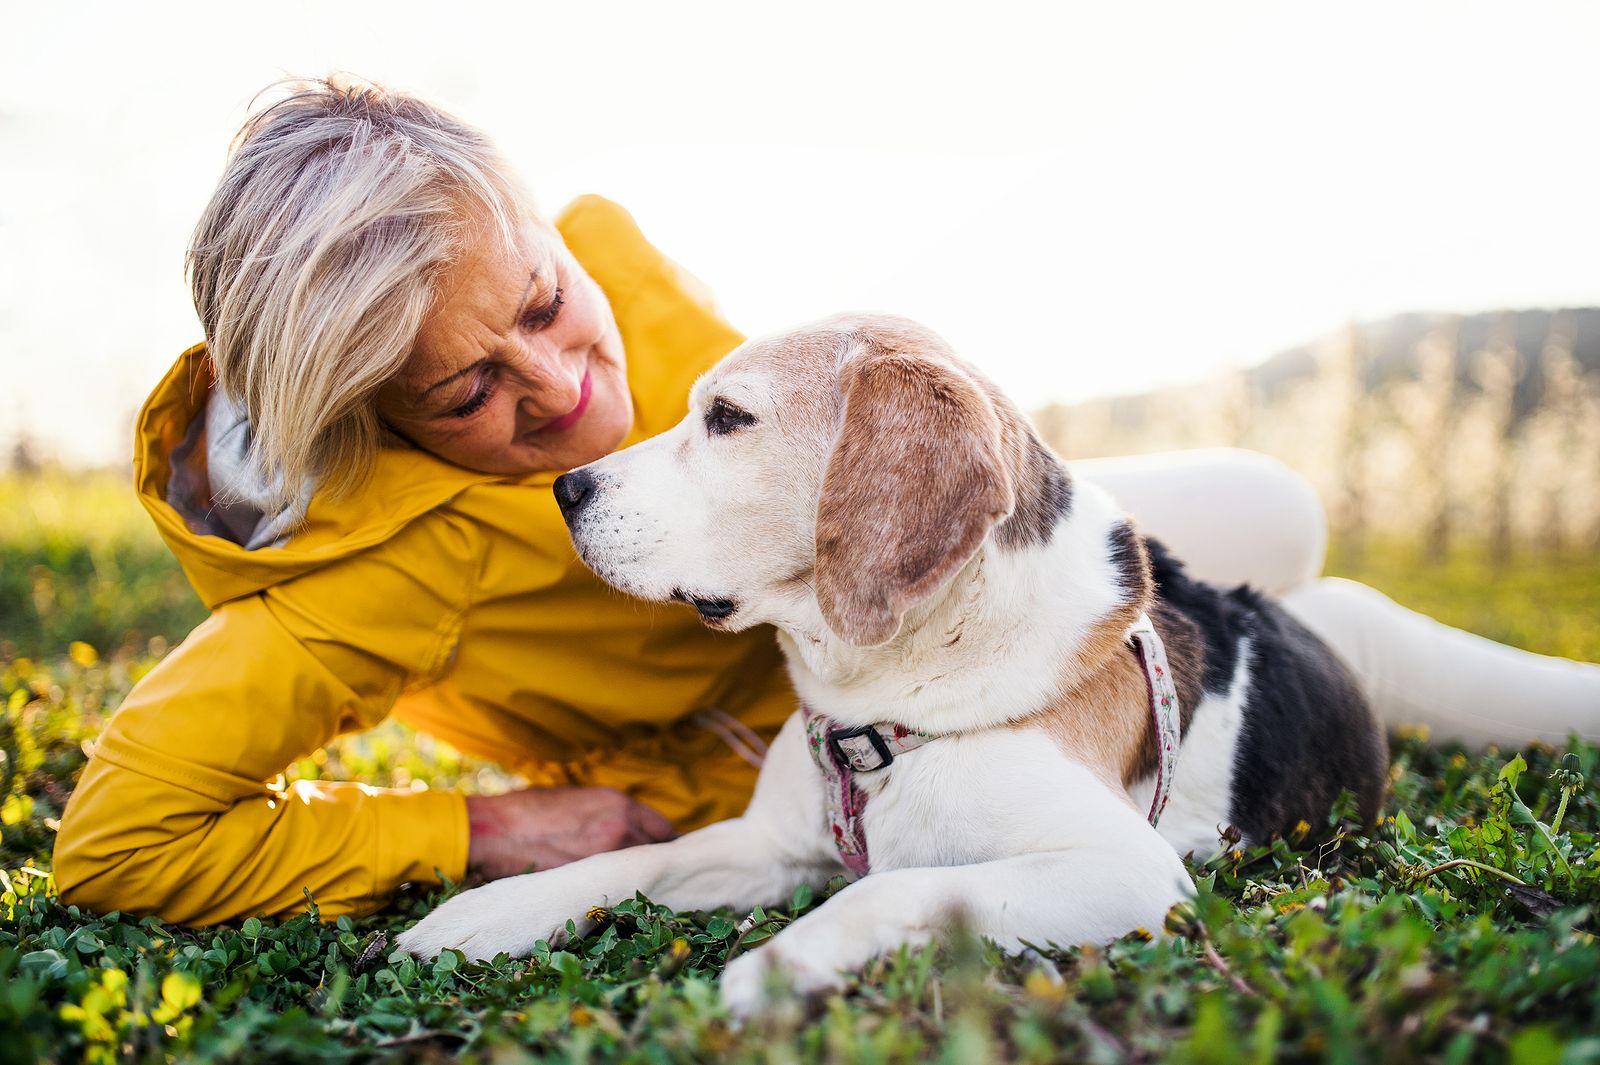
{"left": 1126, "top": 611, "right": 1182, "bottom": 824}
{"left": 801, "top": 711, "right": 931, "bottom": 876}
{"left": 803, "top": 611, "right": 1182, "bottom": 876}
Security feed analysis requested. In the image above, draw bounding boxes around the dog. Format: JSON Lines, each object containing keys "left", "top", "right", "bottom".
{"left": 397, "top": 313, "right": 1388, "bottom": 1014}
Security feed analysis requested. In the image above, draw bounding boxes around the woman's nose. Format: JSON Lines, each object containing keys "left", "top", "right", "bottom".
{"left": 511, "top": 341, "right": 583, "bottom": 416}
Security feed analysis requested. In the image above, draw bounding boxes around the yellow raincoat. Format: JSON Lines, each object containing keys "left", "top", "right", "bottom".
{"left": 53, "top": 196, "right": 794, "bottom": 925}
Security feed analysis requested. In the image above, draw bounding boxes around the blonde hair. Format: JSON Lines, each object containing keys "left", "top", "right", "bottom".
{"left": 186, "top": 75, "right": 534, "bottom": 511}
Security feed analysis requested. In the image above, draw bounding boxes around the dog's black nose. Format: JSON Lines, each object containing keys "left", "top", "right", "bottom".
{"left": 553, "top": 469, "right": 596, "bottom": 518}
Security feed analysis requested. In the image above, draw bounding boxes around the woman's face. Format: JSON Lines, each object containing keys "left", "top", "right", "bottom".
{"left": 377, "top": 218, "right": 633, "bottom": 476}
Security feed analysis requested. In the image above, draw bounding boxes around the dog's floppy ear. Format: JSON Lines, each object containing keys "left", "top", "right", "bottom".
{"left": 814, "top": 332, "right": 1015, "bottom": 647}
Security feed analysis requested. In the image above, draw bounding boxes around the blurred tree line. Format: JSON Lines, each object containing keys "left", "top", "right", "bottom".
{"left": 1036, "top": 308, "right": 1600, "bottom": 567}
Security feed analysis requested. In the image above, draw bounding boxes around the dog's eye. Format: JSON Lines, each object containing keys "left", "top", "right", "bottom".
{"left": 705, "top": 398, "right": 757, "bottom": 436}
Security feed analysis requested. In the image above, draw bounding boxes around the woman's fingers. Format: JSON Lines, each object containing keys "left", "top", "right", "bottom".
{"left": 627, "top": 800, "right": 677, "bottom": 844}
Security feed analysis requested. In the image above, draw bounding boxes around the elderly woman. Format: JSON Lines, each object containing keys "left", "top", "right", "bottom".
{"left": 52, "top": 78, "right": 1600, "bottom": 925}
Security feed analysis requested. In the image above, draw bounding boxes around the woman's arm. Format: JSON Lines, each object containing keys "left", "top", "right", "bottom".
{"left": 53, "top": 593, "right": 465, "bottom": 924}
{"left": 53, "top": 505, "right": 672, "bottom": 924}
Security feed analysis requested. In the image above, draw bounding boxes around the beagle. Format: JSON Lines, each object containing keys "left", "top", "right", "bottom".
{"left": 398, "top": 314, "right": 1388, "bottom": 1014}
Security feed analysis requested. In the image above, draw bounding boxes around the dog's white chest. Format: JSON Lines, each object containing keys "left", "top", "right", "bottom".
{"left": 831, "top": 644, "right": 1254, "bottom": 875}
{"left": 849, "top": 730, "right": 1128, "bottom": 872}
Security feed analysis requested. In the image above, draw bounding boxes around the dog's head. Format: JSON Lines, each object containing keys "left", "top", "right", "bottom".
{"left": 556, "top": 313, "right": 1056, "bottom": 647}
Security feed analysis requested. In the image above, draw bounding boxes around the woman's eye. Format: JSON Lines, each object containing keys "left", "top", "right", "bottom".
{"left": 705, "top": 398, "right": 757, "bottom": 435}
{"left": 449, "top": 387, "right": 491, "bottom": 418}
{"left": 522, "top": 286, "right": 564, "bottom": 330}
{"left": 448, "top": 369, "right": 497, "bottom": 418}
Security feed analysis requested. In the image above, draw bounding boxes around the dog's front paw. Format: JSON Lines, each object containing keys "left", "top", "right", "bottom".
{"left": 719, "top": 942, "right": 849, "bottom": 1018}
{"left": 396, "top": 875, "right": 596, "bottom": 962}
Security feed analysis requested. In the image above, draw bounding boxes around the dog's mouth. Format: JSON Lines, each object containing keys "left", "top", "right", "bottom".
{"left": 671, "top": 588, "right": 739, "bottom": 625}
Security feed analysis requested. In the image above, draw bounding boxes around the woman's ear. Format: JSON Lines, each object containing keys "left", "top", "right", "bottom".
{"left": 814, "top": 336, "right": 1015, "bottom": 647}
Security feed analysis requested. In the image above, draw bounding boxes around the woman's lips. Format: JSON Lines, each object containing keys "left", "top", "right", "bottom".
{"left": 533, "top": 370, "right": 592, "bottom": 435}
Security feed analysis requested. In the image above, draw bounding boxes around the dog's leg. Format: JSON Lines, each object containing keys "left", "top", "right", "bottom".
{"left": 398, "top": 713, "right": 838, "bottom": 961}
{"left": 719, "top": 825, "right": 1193, "bottom": 1014}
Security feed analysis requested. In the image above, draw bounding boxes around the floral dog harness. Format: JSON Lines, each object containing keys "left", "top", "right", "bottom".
{"left": 803, "top": 610, "right": 1182, "bottom": 875}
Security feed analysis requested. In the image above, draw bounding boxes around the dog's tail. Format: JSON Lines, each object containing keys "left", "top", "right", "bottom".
{"left": 1280, "top": 577, "right": 1600, "bottom": 749}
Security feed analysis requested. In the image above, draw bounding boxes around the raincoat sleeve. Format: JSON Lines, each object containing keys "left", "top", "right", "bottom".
{"left": 52, "top": 509, "right": 481, "bottom": 925}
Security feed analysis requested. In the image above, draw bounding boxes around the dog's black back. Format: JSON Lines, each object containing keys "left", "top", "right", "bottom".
{"left": 1147, "top": 537, "right": 1388, "bottom": 841}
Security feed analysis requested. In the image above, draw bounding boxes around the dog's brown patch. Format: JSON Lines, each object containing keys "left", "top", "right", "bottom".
{"left": 814, "top": 326, "right": 1015, "bottom": 647}
{"left": 1014, "top": 527, "right": 1207, "bottom": 793}
{"left": 1015, "top": 615, "right": 1151, "bottom": 793}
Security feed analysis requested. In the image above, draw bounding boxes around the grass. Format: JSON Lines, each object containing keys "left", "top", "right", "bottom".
{"left": 0, "top": 471, "right": 206, "bottom": 661}
{"left": 1326, "top": 538, "right": 1600, "bottom": 665}
{"left": 3, "top": 469, "right": 1599, "bottom": 1063}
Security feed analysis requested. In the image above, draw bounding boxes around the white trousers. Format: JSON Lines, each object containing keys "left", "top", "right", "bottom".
{"left": 1075, "top": 449, "right": 1600, "bottom": 748}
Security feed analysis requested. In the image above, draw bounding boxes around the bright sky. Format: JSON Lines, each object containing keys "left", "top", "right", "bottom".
{"left": 2, "top": 1, "right": 1597, "bottom": 466}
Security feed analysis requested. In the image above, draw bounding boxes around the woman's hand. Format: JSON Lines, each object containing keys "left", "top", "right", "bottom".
{"left": 464, "top": 787, "right": 676, "bottom": 880}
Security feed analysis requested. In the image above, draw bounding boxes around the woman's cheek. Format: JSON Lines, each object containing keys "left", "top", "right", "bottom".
{"left": 453, "top": 399, "right": 512, "bottom": 455}
{"left": 496, "top": 394, "right": 527, "bottom": 439}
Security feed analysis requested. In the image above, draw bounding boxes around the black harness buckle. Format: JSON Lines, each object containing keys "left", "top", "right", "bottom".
{"left": 827, "top": 724, "right": 896, "bottom": 772}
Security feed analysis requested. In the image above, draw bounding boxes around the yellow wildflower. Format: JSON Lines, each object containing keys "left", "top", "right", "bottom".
{"left": 1024, "top": 969, "right": 1066, "bottom": 1003}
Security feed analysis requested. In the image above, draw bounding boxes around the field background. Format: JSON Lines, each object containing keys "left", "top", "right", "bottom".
{"left": 6, "top": 2, "right": 1599, "bottom": 1056}
{"left": 4, "top": 305, "right": 1600, "bottom": 1061}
